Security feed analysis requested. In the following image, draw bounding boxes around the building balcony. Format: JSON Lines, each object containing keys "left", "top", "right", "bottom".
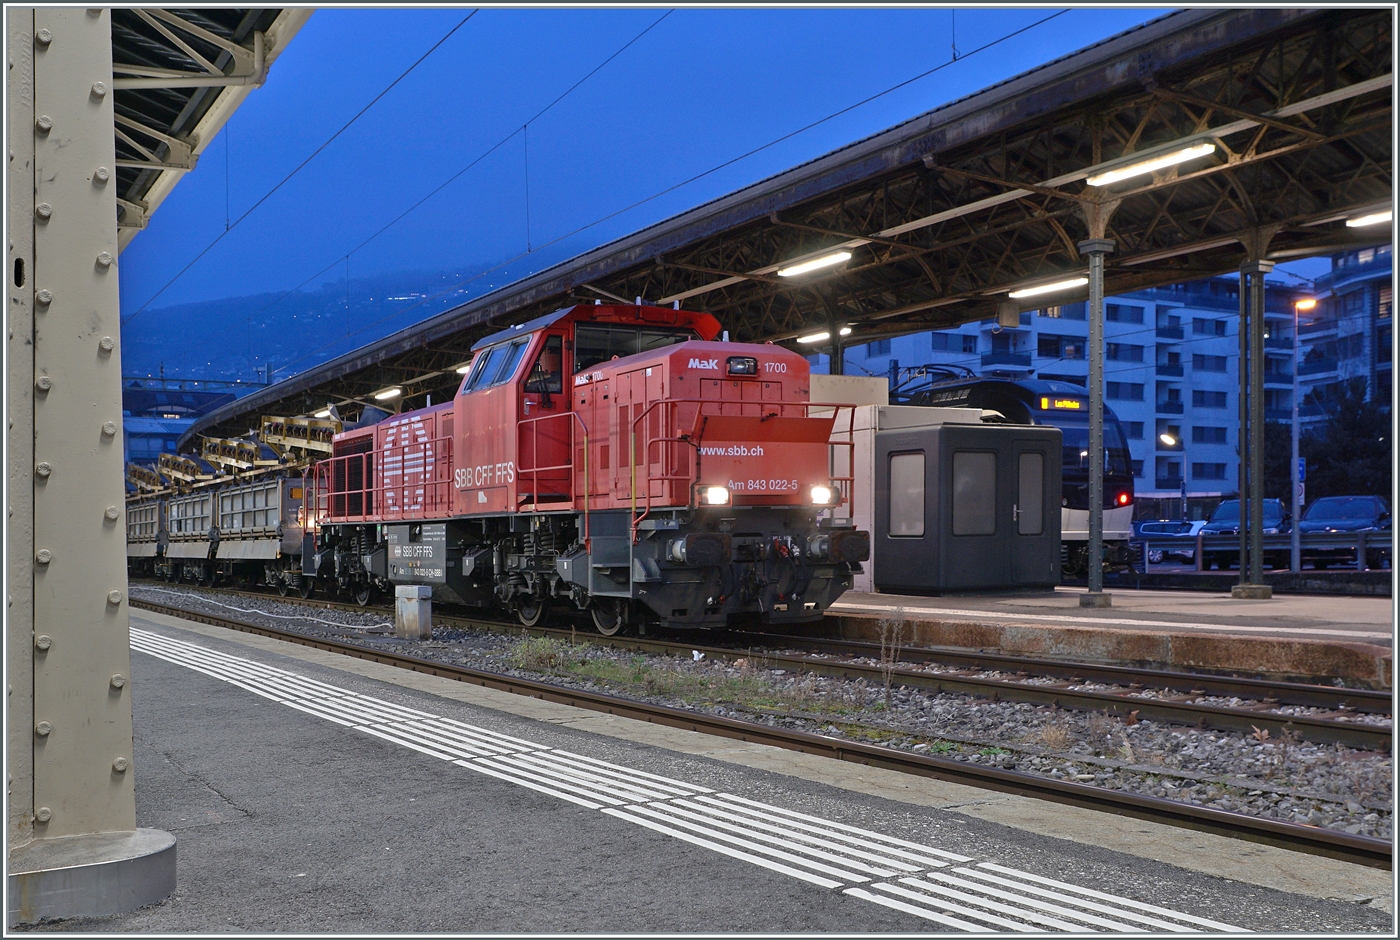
{"left": 1156, "top": 400, "right": 1185, "bottom": 414}
{"left": 1299, "top": 319, "right": 1338, "bottom": 336}
{"left": 1156, "top": 363, "right": 1184, "bottom": 377}
{"left": 1155, "top": 476, "right": 1184, "bottom": 490}
{"left": 981, "top": 351, "right": 1032, "bottom": 368}
{"left": 1156, "top": 326, "right": 1185, "bottom": 340}
{"left": 1298, "top": 358, "right": 1339, "bottom": 376}
{"left": 1265, "top": 335, "right": 1293, "bottom": 350}
{"left": 1265, "top": 408, "right": 1292, "bottom": 421}
{"left": 1263, "top": 371, "right": 1293, "bottom": 386}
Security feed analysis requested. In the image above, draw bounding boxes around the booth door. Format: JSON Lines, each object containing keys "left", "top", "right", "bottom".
{"left": 1010, "top": 440, "right": 1058, "bottom": 585}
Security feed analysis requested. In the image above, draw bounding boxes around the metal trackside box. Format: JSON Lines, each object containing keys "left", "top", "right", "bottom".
{"left": 874, "top": 422, "right": 1062, "bottom": 592}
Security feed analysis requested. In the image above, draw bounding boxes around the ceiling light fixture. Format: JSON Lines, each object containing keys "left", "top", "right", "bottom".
{"left": 455, "top": 362, "right": 473, "bottom": 374}
{"left": 1007, "top": 276, "right": 1088, "bottom": 299}
{"left": 373, "top": 387, "right": 402, "bottom": 401}
{"left": 1346, "top": 210, "right": 1392, "bottom": 227}
{"left": 1086, "top": 141, "right": 1216, "bottom": 187}
{"left": 777, "top": 251, "right": 852, "bottom": 278}
{"left": 313, "top": 408, "right": 331, "bottom": 418}
{"left": 796, "top": 327, "right": 853, "bottom": 344}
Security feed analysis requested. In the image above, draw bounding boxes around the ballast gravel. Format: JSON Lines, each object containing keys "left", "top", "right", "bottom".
{"left": 131, "top": 584, "right": 1393, "bottom": 842}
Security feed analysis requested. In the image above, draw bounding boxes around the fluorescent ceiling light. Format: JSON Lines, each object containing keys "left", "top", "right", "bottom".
{"left": 777, "top": 251, "right": 852, "bottom": 277}
{"left": 373, "top": 387, "right": 402, "bottom": 401}
{"left": 455, "top": 363, "right": 472, "bottom": 374}
{"left": 1007, "top": 277, "right": 1088, "bottom": 299}
{"left": 796, "top": 327, "right": 853, "bottom": 344}
{"left": 1086, "top": 142, "right": 1216, "bottom": 187}
{"left": 313, "top": 409, "right": 331, "bottom": 418}
{"left": 1346, "top": 210, "right": 1392, "bottom": 227}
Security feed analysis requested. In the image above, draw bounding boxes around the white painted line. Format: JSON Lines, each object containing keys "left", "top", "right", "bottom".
{"left": 827, "top": 602, "right": 1390, "bottom": 641}
{"left": 603, "top": 807, "right": 844, "bottom": 891}
{"left": 453, "top": 759, "right": 603, "bottom": 810}
{"left": 388, "top": 720, "right": 520, "bottom": 758}
{"left": 842, "top": 887, "right": 993, "bottom": 932}
{"left": 432, "top": 716, "right": 547, "bottom": 751}
{"left": 619, "top": 803, "right": 872, "bottom": 883}
{"left": 869, "top": 881, "right": 1037, "bottom": 932}
{"left": 968, "top": 868, "right": 1232, "bottom": 935}
{"left": 281, "top": 700, "right": 360, "bottom": 728}
{"left": 470, "top": 756, "right": 628, "bottom": 807}
{"left": 642, "top": 802, "right": 902, "bottom": 879}
{"left": 699, "top": 793, "right": 969, "bottom": 865}
{"left": 494, "top": 753, "right": 674, "bottom": 804}
{"left": 548, "top": 749, "right": 711, "bottom": 794}
{"left": 667, "top": 798, "right": 922, "bottom": 873}
{"left": 356, "top": 724, "right": 461, "bottom": 761}
{"left": 915, "top": 872, "right": 1135, "bottom": 931}
{"left": 508, "top": 752, "right": 687, "bottom": 801}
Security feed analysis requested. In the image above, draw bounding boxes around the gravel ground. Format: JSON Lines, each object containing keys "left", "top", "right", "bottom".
{"left": 130, "top": 584, "right": 1394, "bottom": 842}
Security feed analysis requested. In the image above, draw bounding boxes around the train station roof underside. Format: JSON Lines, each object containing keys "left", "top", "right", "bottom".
{"left": 185, "top": 6, "right": 1392, "bottom": 446}
{"left": 112, "top": 7, "right": 310, "bottom": 250}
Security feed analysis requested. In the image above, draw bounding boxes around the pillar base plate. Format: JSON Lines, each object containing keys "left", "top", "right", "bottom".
{"left": 7, "top": 828, "right": 175, "bottom": 927}
{"left": 1079, "top": 592, "right": 1113, "bottom": 608}
{"left": 1231, "top": 583, "right": 1274, "bottom": 599}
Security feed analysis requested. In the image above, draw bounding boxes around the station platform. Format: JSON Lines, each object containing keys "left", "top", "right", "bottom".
{"left": 827, "top": 587, "right": 1395, "bottom": 688}
{"left": 22, "top": 608, "right": 1391, "bottom": 932}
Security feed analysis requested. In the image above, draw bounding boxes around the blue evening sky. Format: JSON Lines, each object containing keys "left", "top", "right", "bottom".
{"left": 120, "top": 6, "right": 1327, "bottom": 372}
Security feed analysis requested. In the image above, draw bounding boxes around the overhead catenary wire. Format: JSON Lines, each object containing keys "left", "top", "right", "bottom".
{"left": 122, "top": 9, "right": 481, "bottom": 326}
{"left": 271, "top": 8, "right": 1071, "bottom": 377}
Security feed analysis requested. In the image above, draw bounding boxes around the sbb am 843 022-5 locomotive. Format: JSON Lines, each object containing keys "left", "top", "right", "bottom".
{"left": 303, "top": 303, "right": 870, "bottom": 634}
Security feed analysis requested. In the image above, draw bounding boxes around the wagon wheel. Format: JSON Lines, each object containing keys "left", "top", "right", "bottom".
{"left": 276, "top": 579, "right": 290, "bottom": 597}
{"left": 354, "top": 583, "right": 375, "bottom": 608}
{"left": 590, "top": 598, "right": 626, "bottom": 637}
{"left": 199, "top": 566, "right": 218, "bottom": 589}
{"left": 298, "top": 577, "right": 316, "bottom": 599}
{"left": 516, "top": 593, "right": 551, "bottom": 628}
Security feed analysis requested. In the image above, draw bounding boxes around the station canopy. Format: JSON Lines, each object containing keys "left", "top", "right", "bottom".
{"left": 186, "top": 6, "right": 1392, "bottom": 446}
{"left": 112, "top": 8, "right": 310, "bottom": 250}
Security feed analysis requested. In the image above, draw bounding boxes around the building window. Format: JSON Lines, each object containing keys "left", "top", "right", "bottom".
{"left": 1106, "top": 382, "right": 1144, "bottom": 401}
{"left": 1039, "top": 305, "right": 1062, "bottom": 318}
{"left": 1131, "top": 460, "right": 1144, "bottom": 477}
{"left": 1192, "top": 354, "right": 1228, "bottom": 372}
{"left": 1193, "top": 426, "right": 1227, "bottom": 444}
{"left": 1380, "top": 286, "right": 1392, "bottom": 320}
{"left": 1060, "top": 302, "right": 1087, "bottom": 320}
{"left": 1106, "top": 343, "right": 1144, "bottom": 362}
{"left": 1106, "top": 303, "right": 1144, "bottom": 324}
{"left": 962, "top": 335, "right": 978, "bottom": 354}
{"left": 1358, "top": 248, "right": 1375, "bottom": 264}
{"left": 1038, "top": 334, "right": 1084, "bottom": 359}
{"left": 1192, "top": 462, "right": 1227, "bottom": 480}
{"left": 1337, "top": 333, "right": 1365, "bottom": 359}
{"left": 1192, "top": 390, "right": 1228, "bottom": 408}
{"left": 1344, "top": 290, "right": 1366, "bottom": 313}
{"left": 931, "top": 333, "right": 952, "bottom": 351}
{"left": 866, "top": 339, "right": 891, "bottom": 356}
{"left": 1125, "top": 421, "right": 1144, "bottom": 439}
{"left": 1192, "top": 317, "right": 1227, "bottom": 336}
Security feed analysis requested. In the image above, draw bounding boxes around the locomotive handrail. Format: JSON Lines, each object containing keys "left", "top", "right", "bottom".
{"left": 517, "top": 410, "right": 591, "bottom": 547}
{"left": 626, "top": 398, "right": 857, "bottom": 543}
{"left": 310, "top": 434, "right": 454, "bottom": 524}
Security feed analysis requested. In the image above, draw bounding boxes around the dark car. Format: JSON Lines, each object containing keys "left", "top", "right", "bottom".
{"left": 1298, "top": 496, "right": 1391, "bottom": 569}
{"left": 1200, "top": 499, "right": 1290, "bottom": 570}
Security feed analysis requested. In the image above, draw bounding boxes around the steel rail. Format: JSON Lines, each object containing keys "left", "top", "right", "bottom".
{"left": 132, "top": 582, "right": 1392, "bottom": 750}
{"left": 130, "top": 597, "right": 1391, "bottom": 869}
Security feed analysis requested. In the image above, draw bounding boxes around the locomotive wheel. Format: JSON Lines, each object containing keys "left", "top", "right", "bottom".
{"left": 276, "top": 579, "right": 290, "bottom": 597}
{"left": 590, "top": 598, "right": 625, "bottom": 636}
{"left": 298, "top": 577, "right": 316, "bottom": 599}
{"left": 516, "top": 594, "right": 550, "bottom": 628}
{"left": 354, "top": 584, "right": 375, "bottom": 608}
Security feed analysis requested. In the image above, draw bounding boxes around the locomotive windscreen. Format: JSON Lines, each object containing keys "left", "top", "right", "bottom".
{"left": 574, "top": 324, "right": 696, "bottom": 373}
{"left": 1058, "top": 423, "right": 1131, "bottom": 476}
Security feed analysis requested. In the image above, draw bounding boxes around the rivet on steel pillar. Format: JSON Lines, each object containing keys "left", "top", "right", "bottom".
{"left": 1078, "top": 237, "right": 1114, "bottom": 608}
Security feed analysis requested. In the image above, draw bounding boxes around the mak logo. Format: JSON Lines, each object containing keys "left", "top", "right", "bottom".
{"left": 688, "top": 357, "right": 720, "bottom": 370}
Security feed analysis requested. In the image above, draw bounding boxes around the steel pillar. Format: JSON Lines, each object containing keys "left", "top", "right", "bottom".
{"left": 1237, "top": 271, "right": 1249, "bottom": 586}
{"left": 6, "top": 8, "right": 174, "bottom": 925}
{"left": 1290, "top": 304, "right": 1301, "bottom": 573}
{"left": 1233, "top": 261, "right": 1274, "bottom": 600}
{"left": 1078, "top": 238, "right": 1114, "bottom": 608}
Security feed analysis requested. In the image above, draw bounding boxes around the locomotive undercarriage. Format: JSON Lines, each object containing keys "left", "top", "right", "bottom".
{"left": 308, "top": 507, "right": 868, "bottom": 632}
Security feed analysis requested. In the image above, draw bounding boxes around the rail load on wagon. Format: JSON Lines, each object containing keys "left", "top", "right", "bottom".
{"left": 302, "top": 302, "right": 871, "bottom": 633}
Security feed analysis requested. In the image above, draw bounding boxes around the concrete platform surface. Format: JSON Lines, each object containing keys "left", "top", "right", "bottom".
{"left": 828, "top": 587, "right": 1395, "bottom": 686}
{"left": 17, "top": 609, "right": 1393, "bottom": 933}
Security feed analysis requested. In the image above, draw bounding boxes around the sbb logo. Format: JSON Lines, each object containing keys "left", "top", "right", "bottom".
{"left": 688, "top": 357, "right": 719, "bottom": 370}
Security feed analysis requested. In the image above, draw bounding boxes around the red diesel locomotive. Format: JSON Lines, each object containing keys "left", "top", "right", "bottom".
{"left": 304, "top": 303, "right": 870, "bottom": 633}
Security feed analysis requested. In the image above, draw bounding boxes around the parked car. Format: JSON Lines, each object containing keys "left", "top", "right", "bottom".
{"left": 1200, "top": 499, "right": 1290, "bottom": 570}
{"left": 1132, "top": 519, "right": 1206, "bottom": 564}
{"left": 1298, "top": 496, "right": 1391, "bottom": 570}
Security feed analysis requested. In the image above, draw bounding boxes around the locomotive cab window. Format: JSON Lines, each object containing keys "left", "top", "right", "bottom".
{"left": 526, "top": 334, "right": 564, "bottom": 394}
{"left": 464, "top": 339, "right": 529, "bottom": 393}
{"left": 574, "top": 324, "right": 697, "bottom": 373}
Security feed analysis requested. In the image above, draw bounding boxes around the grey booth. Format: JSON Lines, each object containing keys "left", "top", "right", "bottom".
{"left": 874, "top": 422, "right": 1062, "bottom": 593}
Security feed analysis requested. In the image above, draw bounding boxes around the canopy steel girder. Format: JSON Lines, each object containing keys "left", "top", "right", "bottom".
{"left": 185, "top": 7, "right": 1392, "bottom": 443}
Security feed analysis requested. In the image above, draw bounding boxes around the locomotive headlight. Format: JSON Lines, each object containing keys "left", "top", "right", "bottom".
{"left": 810, "top": 484, "right": 834, "bottom": 506}
{"left": 702, "top": 486, "right": 731, "bottom": 506}
{"left": 726, "top": 356, "right": 758, "bottom": 375}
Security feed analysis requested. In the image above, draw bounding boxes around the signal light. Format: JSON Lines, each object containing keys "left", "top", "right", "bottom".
{"left": 1115, "top": 491, "right": 1132, "bottom": 506}
{"left": 702, "top": 486, "right": 731, "bottom": 506}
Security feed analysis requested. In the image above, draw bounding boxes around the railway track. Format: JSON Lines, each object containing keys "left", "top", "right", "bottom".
{"left": 130, "top": 594, "right": 1391, "bottom": 869}
{"left": 134, "top": 582, "right": 1393, "bottom": 752}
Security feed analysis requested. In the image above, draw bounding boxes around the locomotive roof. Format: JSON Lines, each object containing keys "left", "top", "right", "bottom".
{"left": 470, "top": 303, "right": 721, "bottom": 352}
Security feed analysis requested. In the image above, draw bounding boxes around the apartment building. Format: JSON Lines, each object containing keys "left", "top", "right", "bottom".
{"left": 1298, "top": 244, "right": 1393, "bottom": 431}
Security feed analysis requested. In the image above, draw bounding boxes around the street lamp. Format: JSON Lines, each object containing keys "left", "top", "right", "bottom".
{"left": 1290, "top": 296, "right": 1314, "bottom": 571}
{"left": 1159, "top": 432, "right": 1187, "bottom": 521}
